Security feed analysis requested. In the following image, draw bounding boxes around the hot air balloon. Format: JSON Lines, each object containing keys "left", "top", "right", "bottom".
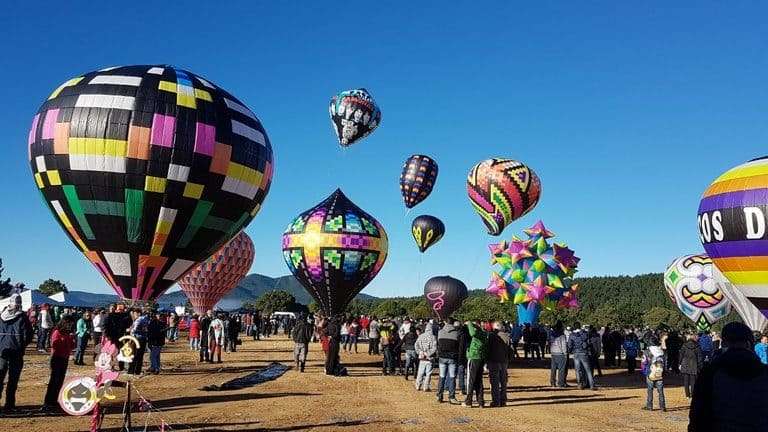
{"left": 400, "top": 155, "right": 438, "bottom": 209}
{"left": 467, "top": 159, "right": 541, "bottom": 236}
{"left": 411, "top": 215, "right": 445, "bottom": 253}
{"left": 698, "top": 156, "right": 768, "bottom": 319}
{"left": 663, "top": 254, "right": 732, "bottom": 331}
{"left": 178, "top": 231, "right": 254, "bottom": 314}
{"left": 424, "top": 276, "right": 468, "bottom": 320}
{"left": 282, "top": 189, "right": 388, "bottom": 316}
{"left": 28, "top": 66, "right": 273, "bottom": 302}
{"left": 715, "top": 266, "right": 768, "bottom": 332}
{"left": 329, "top": 88, "right": 381, "bottom": 147}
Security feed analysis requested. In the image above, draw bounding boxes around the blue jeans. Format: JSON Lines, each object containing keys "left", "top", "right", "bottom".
{"left": 646, "top": 378, "right": 666, "bottom": 409}
{"left": 457, "top": 363, "right": 467, "bottom": 394}
{"left": 437, "top": 358, "right": 457, "bottom": 399}
{"left": 149, "top": 346, "right": 162, "bottom": 371}
{"left": 404, "top": 350, "right": 418, "bottom": 377}
{"left": 550, "top": 354, "right": 567, "bottom": 387}
{"left": 573, "top": 354, "right": 594, "bottom": 389}
{"left": 415, "top": 360, "right": 433, "bottom": 390}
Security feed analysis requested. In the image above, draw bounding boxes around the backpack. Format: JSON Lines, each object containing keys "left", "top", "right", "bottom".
{"left": 648, "top": 361, "right": 664, "bottom": 381}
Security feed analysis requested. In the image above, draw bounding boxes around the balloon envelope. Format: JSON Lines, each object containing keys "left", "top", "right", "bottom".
{"left": 467, "top": 159, "right": 541, "bottom": 236}
{"left": 698, "top": 156, "right": 768, "bottom": 319}
{"left": 411, "top": 215, "right": 445, "bottom": 253}
{"left": 178, "top": 231, "right": 254, "bottom": 315}
{"left": 28, "top": 65, "right": 273, "bottom": 302}
{"left": 400, "top": 155, "right": 438, "bottom": 209}
{"left": 663, "top": 254, "right": 732, "bottom": 331}
{"left": 329, "top": 88, "right": 381, "bottom": 147}
{"left": 424, "top": 276, "right": 468, "bottom": 320}
{"left": 282, "top": 189, "right": 388, "bottom": 316}
{"left": 714, "top": 265, "right": 768, "bottom": 332}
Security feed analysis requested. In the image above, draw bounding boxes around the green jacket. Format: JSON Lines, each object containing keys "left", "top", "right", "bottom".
{"left": 466, "top": 323, "right": 488, "bottom": 360}
{"left": 76, "top": 318, "right": 89, "bottom": 338}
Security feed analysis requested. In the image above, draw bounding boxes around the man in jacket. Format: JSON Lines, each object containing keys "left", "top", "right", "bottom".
{"left": 567, "top": 322, "right": 595, "bottom": 390}
{"left": 463, "top": 321, "right": 488, "bottom": 407}
{"left": 129, "top": 309, "right": 150, "bottom": 374}
{"left": 414, "top": 326, "right": 437, "bottom": 391}
{"left": 679, "top": 333, "right": 703, "bottom": 399}
{"left": 549, "top": 321, "right": 569, "bottom": 387}
{"left": 291, "top": 315, "right": 313, "bottom": 372}
{"left": 199, "top": 311, "right": 212, "bottom": 362}
{"left": 147, "top": 312, "right": 166, "bottom": 374}
{"left": 368, "top": 317, "right": 380, "bottom": 355}
{"left": 0, "top": 294, "right": 33, "bottom": 413}
{"left": 324, "top": 316, "right": 342, "bottom": 375}
{"left": 436, "top": 320, "right": 460, "bottom": 404}
{"left": 689, "top": 322, "right": 768, "bottom": 431}
{"left": 487, "top": 321, "right": 511, "bottom": 407}
{"left": 379, "top": 319, "right": 396, "bottom": 374}
{"left": 401, "top": 326, "right": 418, "bottom": 380}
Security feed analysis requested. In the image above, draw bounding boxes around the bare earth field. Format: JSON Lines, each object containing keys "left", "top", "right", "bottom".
{"left": 1, "top": 336, "right": 689, "bottom": 431}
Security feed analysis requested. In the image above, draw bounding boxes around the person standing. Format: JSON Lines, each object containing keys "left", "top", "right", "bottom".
{"left": 209, "top": 313, "right": 225, "bottom": 363}
{"left": 291, "top": 315, "right": 313, "bottom": 372}
{"left": 42, "top": 315, "right": 76, "bottom": 411}
{"left": 567, "top": 322, "right": 596, "bottom": 390}
{"left": 36, "top": 303, "right": 54, "bottom": 352}
{"left": 754, "top": 335, "right": 768, "bottom": 365}
{"left": 188, "top": 315, "right": 200, "bottom": 351}
{"left": 436, "top": 320, "right": 460, "bottom": 404}
{"left": 689, "top": 322, "right": 768, "bottom": 431}
{"left": 698, "top": 331, "right": 714, "bottom": 363}
{"left": 227, "top": 314, "right": 240, "bottom": 353}
{"left": 666, "top": 331, "right": 683, "bottom": 373}
{"left": 623, "top": 332, "right": 640, "bottom": 374}
{"left": 549, "top": 321, "right": 569, "bottom": 388}
{"left": 325, "top": 316, "right": 342, "bottom": 375}
{"left": 588, "top": 327, "right": 603, "bottom": 377}
{"left": 91, "top": 308, "right": 105, "bottom": 353}
{"left": 457, "top": 321, "right": 469, "bottom": 396}
{"left": 463, "top": 321, "right": 488, "bottom": 407}
{"left": 103, "top": 304, "right": 131, "bottom": 371}
{"left": 147, "top": 312, "right": 166, "bottom": 374}
{"left": 199, "top": 311, "right": 212, "bottom": 362}
{"left": 401, "top": 326, "right": 418, "bottom": 380}
{"left": 0, "top": 294, "right": 33, "bottom": 413}
{"left": 368, "top": 317, "right": 380, "bottom": 355}
{"left": 347, "top": 319, "right": 359, "bottom": 353}
{"left": 74, "top": 310, "right": 92, "bottom": 366}
{"left": 128, "top": 309, "right": 149, "bottom": 374}
{"left": 487, "top": 321, "right": 511, "bottom": 407}
{"left": 679, "top": 333, "right": 703, "bottom": 399}
{"left": 414, "top": 326, "right": 437, "bottom": 391}
{"left": 602, "top": 326, "right": 616, "bottom": 367}
{"left": 642, "top": 338, "right": 666, "bottom": 411}
{"left": 379, "top": 319, "right": 396, "bottom": 375}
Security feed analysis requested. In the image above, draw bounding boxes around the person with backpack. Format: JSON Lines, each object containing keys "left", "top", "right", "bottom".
{"left": 567, "top": 322, "right": 596, "bottom": 390}
{"left": 623, "top": 332, "right": 641, "bottom": 374}
{"left": 642, "top": 338, "right": 666, "bottom": 411}
{"left": 679, "top": 333, "right": 704, "bottom": 398}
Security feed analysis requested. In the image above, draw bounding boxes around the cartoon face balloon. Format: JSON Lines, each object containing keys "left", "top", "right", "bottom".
{"left": 329, "top": 88, "right": 381, "bottom": 147}
{"left": 698, "top": 156, "right": 768, "bottom": 319}
{"left": 28, "top": 66, "right": 273, "bottom": 302}
{"left": 424, "top": 276, "right": 468, "bottom": 320}
{"left": 59, "top": 377, "right": 98, "bottom": 416}
{"left": 400, "top": 155, "right": 438, "bottom": 209}
{"left": 179, "top": 231, "right": 254, "bottom": 314}
{"left": 411, "top": 215, "right": 445, "bottom": 253}
{"left": 663, "top": 254, "right": 732, "bottom": 331}
{"left": 282, "top": 189, "right": 388, "bottom": 316}
{"left": 467, "top": 159, "right": 541, "bottom": 236}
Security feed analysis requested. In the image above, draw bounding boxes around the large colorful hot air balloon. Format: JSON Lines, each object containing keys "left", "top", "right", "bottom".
{"left": 467, "top": 159, "right": 541, "bottom": 236}
{"left": 28, "top": 66, "right": 273, "bottom": 302}
{"left": 178, "top": 231, "right": 254, "bottom": 314}
{"left": 698, "top": 157, "right": 768, "bottom": 319}
{"left": 329, "top": 89, "right": 381, "bottom": 147}
{"left": 411, "top": 215, "right": 445, "bottom": 253}
{"left": 663, "top": 254, "right": 732, "bottom": 331}
{"left": 714, "top": 266, "right": 767, "bottom": 332}
{"left": 486, "top": 221, "right": 580, "bottom": 325}
{"left": 424, "top": 276, "right": 468, "bottom": 320}
{"left": 400, "top": 155, "right": 438, "bottom": 209}
{"left": 282, "top": 189, "right": 388, "bottom": 316}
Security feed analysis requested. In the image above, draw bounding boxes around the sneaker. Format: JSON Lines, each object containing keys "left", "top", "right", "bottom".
{"left": 449, "top": 398, "right": 460, "bottom": 405}
{"left": 478, "top": 402, "right": 485, "bottom": 408}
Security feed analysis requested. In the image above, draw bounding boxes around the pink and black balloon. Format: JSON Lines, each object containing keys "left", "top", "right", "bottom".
{"left": 424, "top": 276, "right": 468, "bottom": 320}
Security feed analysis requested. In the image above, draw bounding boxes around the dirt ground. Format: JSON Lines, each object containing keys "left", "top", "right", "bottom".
{"left": 1, "top": 336, "right": 690, "bottom": 431}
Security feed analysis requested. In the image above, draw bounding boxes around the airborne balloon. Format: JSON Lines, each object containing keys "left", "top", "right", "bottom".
{"left": 178, "top": 231, "right": 254, "bottom": 315}
{"left": 400, "top": 155, "right": 438, "bottom": 209}
{"left": 424, "top": 276, "right": 468, "bottom": 320}
{"left": 282, "top": 189, "right": 388, "bottom": 316}
{"left": 28, "top": 65, "right": 273, "bottom": 302}
{"left": 411, "top": 215, "right": 445, "bottom": 253}
{"left": 663, "top": 254, "right": 732, "bottom": 331}
{"left": 467, "top": 159, "right": 541, "bottom": 236}
{"left": 698, "top": 157, "right": 768, "bottom": 319}
{"left": 329, "top": 88, "right": 381, "bottom": 147}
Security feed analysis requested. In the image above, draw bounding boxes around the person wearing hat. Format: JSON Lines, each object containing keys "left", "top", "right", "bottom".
{"left": 689, "top": 322, "right": 768, "bottom": 431}
{"left": 0, "top": 294, "right": 33, "bottom": 413}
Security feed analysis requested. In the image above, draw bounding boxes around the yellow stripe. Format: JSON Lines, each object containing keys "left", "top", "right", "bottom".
{"left": 158, "top": 81, "right": 177, "bottom": 93}
{"left": 47, "top": 170, "right": 62, "bottom": 185}
{"left": 49, "top": 77, "right": 83, "bottom": 100}
{"left": 721, "top": 270, "right": 768, "bottom": 284}
{"left": 155, "top": 220, "right": 173, "bottom": 235}
{"left": 227, "top": 162, "right": 261, "bottom": 185}
{"left": 56, "top": 210, "right": 73, "bottom": 228}
{"left": 150, "top": 244, "right": 164, "bottom": 256}
{"left": 34, "top": 173, "right": 44, "bottom": 188}
{"left": 195, "top": 88, "right": 212, "bottom": 102}
{"left": 68, "top": 138, "right": 127, "bottom": 157}
{"left": 144, "top": 176, "right": 167, "bottom": 193}
{"left": 714, "top": 163, "right": 768, "bottom": 183}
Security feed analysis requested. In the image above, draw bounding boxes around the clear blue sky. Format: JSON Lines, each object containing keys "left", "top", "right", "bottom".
{"left": 1, "top": 2, "right": 766, "bottom": 298}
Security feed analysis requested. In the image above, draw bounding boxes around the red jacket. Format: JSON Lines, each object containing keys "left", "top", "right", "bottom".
{"left": 189, "top": 319, "right": 200, "bottom": 338}
{"left": 51, "top": 329, "right": 75, "bottom": 359}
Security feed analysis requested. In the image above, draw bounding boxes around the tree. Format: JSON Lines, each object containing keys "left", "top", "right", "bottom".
{"left": 249, "top": 290, "right": 298, "bottom": 314}
{"left": 643, "top": 307, "right": 689, "bottom": 330}
{"left": 0, "top": 259, "right": 15, "bottom": 298}
{"left": 374, "top": 299, "right": 406, "bottom": 318}
{"left": 38, "top": 278, "right": 68, "bottom": 296}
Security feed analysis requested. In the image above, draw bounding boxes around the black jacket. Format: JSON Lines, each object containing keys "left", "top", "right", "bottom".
{"left": 401, "top": 331, "right": 418, "bottom": 351}
{"left": 103, "top": 312, "right": 131, "bottom": 346}
{"left": 457, "top": 326, "right": 469, "bottom": 365}
{"left": 291, "top": 321, "right": 313, "bottom": 344}
{"left": 679, "top": 340, "right": 703, "bottom": 375}
{"left": 147, "top": 319, "right": 166, "bottom": 347}
{"left": 487, "top": 330, "right": 512, "bottom": 364}
{"left": 689, "top": 348, "right": 768, "bottom": 432}
{"left": 0, "top": 314, "right": 33, "bottom": 356}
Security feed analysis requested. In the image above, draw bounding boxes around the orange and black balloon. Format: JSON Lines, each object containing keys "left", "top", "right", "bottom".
{"left": 400, "top": 155, "right": 438, "bottom": 209}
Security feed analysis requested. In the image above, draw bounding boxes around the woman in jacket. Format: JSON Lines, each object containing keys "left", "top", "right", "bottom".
{"left": 678, "top": 333, "right": 703, "bottom": 398}
{"left": 147, "top": 312, "right": 166, "bottom": 374}
{"left": 43, "top": 316, "right": 76, "bottom": 411}
{"left": 188, "top": 315, "right": 200, "bottom": 351}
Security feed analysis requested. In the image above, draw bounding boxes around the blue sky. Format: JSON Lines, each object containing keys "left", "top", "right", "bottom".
{"left": 1, "top": 2, "right": 766, "bottom": 298}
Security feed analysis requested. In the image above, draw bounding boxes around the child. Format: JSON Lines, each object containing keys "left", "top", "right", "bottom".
{"left": 642, "top": 338, "right": 666, "bottom": 412}
{"left": 43, "top": 316, "right": 76, "bottom": 411}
